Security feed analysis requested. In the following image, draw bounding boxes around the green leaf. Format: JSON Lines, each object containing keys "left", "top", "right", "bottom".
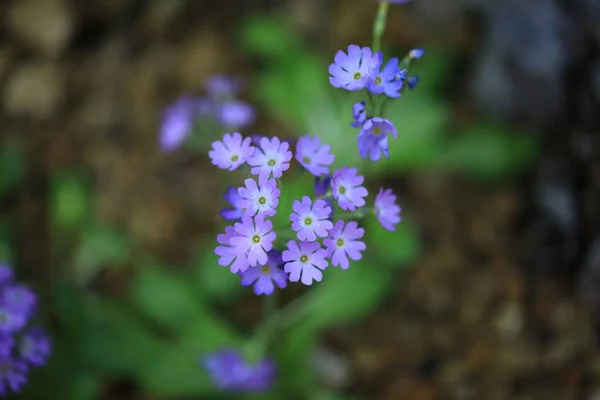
{"left": 74, "top": 225, "right": 131, "bottom": 283}
{"left": 239, "top": 16, "right": 302, "bottom": 59}
{"left": 130, "top": 267, "right": 240, "bottom": 348}
{"left": 442, "top": 121, "right": 538, "bottom": 181}
{"left": 50, "top": 170, "right": 90, "bottom": 230}
{"left": 0, "top": 143, "right": 25, "bottom": 198}
{"left": 365, "top": 216, "right": 420, "bottom": 267}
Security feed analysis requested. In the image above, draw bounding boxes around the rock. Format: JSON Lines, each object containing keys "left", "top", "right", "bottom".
{"left": 8, "top": 0, "right": 75, "bottom": 58}
{"left": 3, "top": 63, "right": 64, "bottom": 118}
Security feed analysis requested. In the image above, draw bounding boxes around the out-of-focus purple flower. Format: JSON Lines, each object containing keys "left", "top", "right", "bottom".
{"left": 357, "top": 117, "right": 397, "bottom": 161}
{"left": 202, "top": 349, "right": 276, "bottom": 392}
{"left": 240, "top": 250, "right": 288, "bottom": 296}
{"left": 351, "top": 101, "right": 367, "bottom": 128}
{"left": 407, "top": 76, "right": 420, "bottom": 90}
{"left": 282, "top": 240, "right": 328, "bottom": 285}
{"left": 0, "top": 307, "right": 27, "bottom": 335}
{"left": 205, "top": 75, "right": 241, "bottom": 97}
{"left": 3, "top": 285, "right": 36, "bottom": 320}
{"left": 231, "top": 215, "right": 276, "bottom": 267}
{"left": 219, "top": 101, "right": 255, "bottom": 129}
{"left": 220, "top": 186, "right": 245, "bottom": 221}
{"left": 409, "top": 48, "right": 425, "bottom": 60}
{"left": 290, "top": 196, "right": 333, "bottom": 242}
{"left": 0, "top": 356, "right": 28, "bottom": 397}
{"left": 331, "top": 167, "right": 368, "bottom": 212}
{"left": 329, "top": 45, "right": 381, "bottom": 91}
{"left": 395, "top": 68, "right": 408, "bottom": 82}
{"left": 19, "top": 328, "right": 50, "bottom": 367}
{"left": 374, "top": 188, "right": 402, "bottom": 231}
{"left": 215, "top": 226, "right": 250, "bottom": 273}
{"left": 323, "top": 221, "right": 366, "bottom": 270}
{"left": 314, "top": 175, "right": 331, "bottom": 198}
{"left": 158, "top": 95, "right": 198, "bottom": 152}
{"left": 0, "top": 265, "right": 12, "bottom": 287}
{"left": 295, "top": 135, "right": 335, "bottom": 176}
{"left": 209, "top": 132, "right": 255, "bottom": 171}
{"left": 248, "top": 137, "right": 292, "bottom": 181}
{"left": 367, "top": 57, "right": 403, "bottom": 98}
{"left": 238, "top": 178, "right": 280, "bottom": 218}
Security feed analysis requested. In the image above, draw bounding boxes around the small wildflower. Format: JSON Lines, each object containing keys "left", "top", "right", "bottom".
{"left": 331, "top": 167, "right": 368, "bottom": 212}
{"left": 314, "top": 175, "right": 332, "bottom": 198}
{"left": 408, "top": 48, "right": 425, "bottom": 60}
{"left": 209, "top": 132, "right": 255, "bottom": 171}
{"left": 407, "top": 76, "right": 420, "bottom": 90}
{"left": 323, "top": 221, "right": 366, "bottom": 269}
{"left": 295, "top": 135, "right": 335, "bottom": 176}
{"left": 202, "top": 349, "right": 275, "bottom": 392}
{"left": 283, "top": 240, "right": 328, "bottom": 285}
{"left": 220, "top": 186, "right": 245, "bottom": 221}
{"left": 19, "top": 328, "right": 51, "bottom": 367}
{"left": 231, "top": 215, "right": 276, "bottom": 267}
{"left": 357, "top": 117, "right": 397, "bottom": 161}
{"left": 240, "top": 250, "right": 288, "bottom": 295}
{"left": 374, "top": 188, "right": 402, "bottom": 231}
{"left": 290, "top": 196, "right": 333, "bottom": 241}
{"left": 215, "top": 226, "right": 250, "bottom": 273}
{"left": 238, "top": 178, "right": 280, "bottom": 218}
{"left": 329, "top": 45, "right": 381, "bottom": 91}
{"left": 351, "top": 101, "right": 367, "bottom": 128}
{"left": 219, "top": 100, "right": 255, "bottom": 129}
{"left": 367, "top": 57, "right": 403, "bottom": 98}
{"left": 0, "top": 356, "right": 27, "bottom": 397}
{"left": 248, "top": 137, "right": 292, "bottom": 181}
{"left": 158, "top": 95, "right": 197, "bottom": 152}
{"left": 394, "top": 68, "right": 408, "bottom": 82}
{"left": 205, "top": 75, "right": 241, "bottom": 97}
{"left": 3, "top": 285, "right": 36, "bottom": 319}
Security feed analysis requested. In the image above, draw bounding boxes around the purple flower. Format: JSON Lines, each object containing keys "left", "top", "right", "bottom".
{"left": 351, "top": 101, "right": 367, "bottom": 128}
{"left": 357, "top": 117, "right": 397, "bottom": 161}
{"left": 395, "top": 68, "right": 408, "bottom": 82}
{"left": 290, "top": 196, "right": 333, "bottom": 241}
{"left": 220, "top": 186, "right": 245, "bottom": 221}
{"left": 3, "top": 285, "right": 37, "bottom": 319}
{"left": 158, "top": 95, "right": 197, "bottom": 152}
{"left": 331, "top": 167, "right": 368, "bottom": 212}
{"left": 238, "top": 178, "right": 280, "bottom": 218}
{"left": 283, "top": 241, "right": 328, "bottom": 285}
{"left": 205, "top": 75, "right": 241, "bottom": 97}
{"left": 202, "top": 349, "right": 276, "bottom": 392}
{"left": 0, "top": 265, "right": 13, "bottom": 286}
{"left": 407, "top": 76, "right": 420, "bottom": 90}
{"left": 215, "top": 226, "right": 250, "bottom": 273}
{"left": 209, "top": 132, "right": 255, "bottom": 171}
{"left": 367, "top": 57, "right": 403, "bottom": 98}
{"left": 231, "top": 215, "right": 276, "bottom": 267}
{"left": 248, "top": 137, "right": 292, "bottom": 181}
{"left": 314, "top": 175, "right": 331, "bottom": 198}
{"left": 0, "top": 356, "right": 27, "bottom": 397}
{"left": 19, "top": 328, "right": 50, "bottom": 367}
{"left": 323, "top": 221, "right": 366, "bottom": 269}
{"left": 240, "top": 250, "right": 288, "bottom": 295}
{"left": 374, "top": 188, "right": 402, "bottom": 231}
{"left": 329, "top": 45, "right": 381, "bottom": 91}
{"left": 0, "top": 335, "right": 13, "bottom": 357}
{"left": 295, "top": 136, "right": 335, "bottom": 176}
{"left": 219, "top": 100, "right": 255, "bottom": 129}
{"left": 409, "top": 48, "right": 425, "bottom": 60}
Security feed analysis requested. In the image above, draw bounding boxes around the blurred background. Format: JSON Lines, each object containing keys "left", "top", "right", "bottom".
{"left": 1, "top": 0, "right": 600, "bottom": 399}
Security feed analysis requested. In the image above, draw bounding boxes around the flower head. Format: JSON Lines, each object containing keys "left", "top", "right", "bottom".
{"left": 205, "top": 75, "right": 241, "bottom": 97}
{"left": 290, "top": 196, "right": 333, "bottom": 242}
{"left": 295, "top": 136, "right": 335, "bottom": 176}
{"left": 241, "top": 250, "right": 288, "bottom": 296}
{"left": 158, "top": 95, "right": 198, "bottom": 152}
{"left": 329, "top": 45, "right": 381, "bottom": 91}
{"left": 19, "top": 328, "right": 51, "bottom": 367}
{"left": 220, "top": 186, "right": 245, "bottom": 221}
{"left": 357, "top": 117, "right": 397, "bottom": 161}
{"left": 209, "top": 132, "right": 254, "bottom": 171}
{"left": 0, "top": 285, "right": 37, "bottom": 334}
{"left": 248, "top": 137, "right": 292, "bottom": 181}
{"left": 314, "top": 175, "right": 331, "bottom": 198}
{"left": 219, "top": 100, "right": 255, "bottom": 129}
{"left": 215, "top": 226, "right": 250, "bottom": 273}
{"left": 407, "top": 76, "right": 420, "bottom": 90}
{"left": 238, "top": 178, "right": 280, "bottom": 218}
{"left": 324, "top": 221, "right": 366, "bottom": 269}
{"left": 0, "top": 356, "right": 27, "bottom": 397}
{"left": 231, "top": 215, "right": 276, "bottom": 267}
{"left": 351, "top": 101, "right": 367, "bottom": 128}
{"left": 331, "top": 167, "right": 368, "bottom": 212}
{"left": 202, "top": 349, "right": 275, "bottom": 392}
{"left": 408, "top": 48, "right": 425, "bottom": 60}
{"left": 375, "top": 188, "right": 402, "bottom": 231}
{"left": 283, "top": 241, "right": 328, "bottom": 285}
{"left": 367, "top": 57, "right": 403, "bottom": 98}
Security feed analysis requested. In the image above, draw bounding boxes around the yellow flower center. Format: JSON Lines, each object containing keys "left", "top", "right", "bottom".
{"left": 299, "top": 255, "right": 309, "bottom": 263}
{"left": 231, "top": 154, "right": 239, "bottom": 162}
{"left": 268, "top": 159, "right": 276, "bottom": 166}
{"left": 372, "top": 126, "right": 382, "bottom": 135}
{"left": 261, "top": 265, "right": 271, "bottom": 273}
{"left": 251, "top": 234, "right": 261, "bottom": 244}
{"left": 258, "top": 196, "right": 267, "bottom": 205}
{"left": 336, "top": 238, "right": 344, "bottom": 247}
{"left": 353, "top": 72, "right": 361, "bottom": 80}
{"left": 304, "top": 217, "right": 313, "bottom": 226}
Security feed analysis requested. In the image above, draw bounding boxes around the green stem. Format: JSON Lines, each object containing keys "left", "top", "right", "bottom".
{"left": 372, "top": 1, "right": 390, "bottom": 53}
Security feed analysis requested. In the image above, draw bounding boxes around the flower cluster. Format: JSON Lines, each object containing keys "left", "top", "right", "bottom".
{"left": 159, "top": 75, "right": 255, "bottom": 152}
{"left": 0, "top": 264, "right": 51, "bottom": 396}
{"left": 210, "top": 132, "right": 401, "bottom": 295}
{"left": 329, "top": 44, "right": 424, "bottom": 161}
{"left": 201, "top": 349, "right": 275, "bottom": 392}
